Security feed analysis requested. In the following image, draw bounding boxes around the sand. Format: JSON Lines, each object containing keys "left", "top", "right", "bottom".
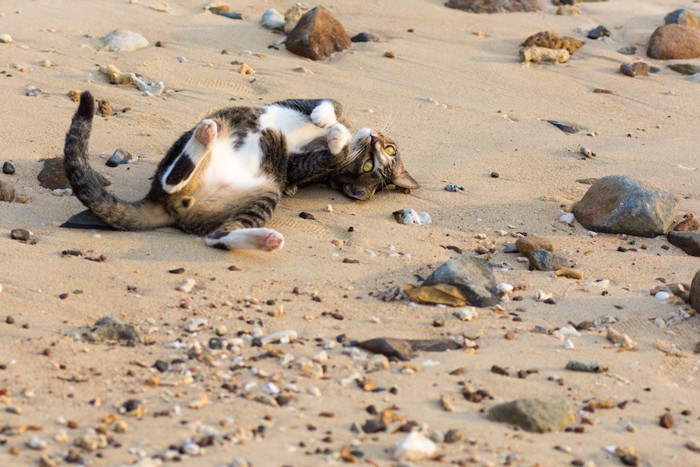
{"left": 1, "top": 0, "right": 699, "bottom": 465}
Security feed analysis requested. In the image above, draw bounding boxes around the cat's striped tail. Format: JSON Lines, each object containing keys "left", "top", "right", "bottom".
{"left": 63, "top": 91, "right": 173, "bottom": 230}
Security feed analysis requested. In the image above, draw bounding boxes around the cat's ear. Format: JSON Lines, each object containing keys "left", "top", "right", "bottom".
{"left": 392, "top": 170, "right": 420, "bottom": 189}
{"left": 343, "top": 184, "right": 373, "bottom": 201}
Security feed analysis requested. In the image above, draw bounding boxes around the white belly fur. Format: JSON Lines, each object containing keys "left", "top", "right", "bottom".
{"left": 259, "top": 106, "right": 327, "bottom": 153}
{"left": 200, "top": 133, "right": 271, "bottom": 195}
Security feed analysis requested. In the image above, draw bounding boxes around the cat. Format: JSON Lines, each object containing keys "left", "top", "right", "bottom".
{"left": 64, "top": 91, "right": 419, "bottom": 252}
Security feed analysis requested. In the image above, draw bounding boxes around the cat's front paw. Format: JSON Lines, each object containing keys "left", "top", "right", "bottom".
{"left": 327, "top": 123, "right": 351, "bottom": 155}
{"left": 283, "top": 184, "right": 299, "bottom": 197}
{"left": 310, "top": 101, "right": 337, "bottom": 128}
{"left": 195, "top": 119, "right": 218, "bottom": 146}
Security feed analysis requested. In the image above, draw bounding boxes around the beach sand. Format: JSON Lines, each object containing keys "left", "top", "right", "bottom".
{"left": 1, "top": 0, "right": 699, "bottom": 465}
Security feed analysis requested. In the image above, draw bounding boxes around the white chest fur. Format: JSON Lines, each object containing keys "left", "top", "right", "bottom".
{"left": 201, "top": 133, "right": 271, "bottom": 192}
{"left": 259, "top": 105, "right": 328, "bottom": 153}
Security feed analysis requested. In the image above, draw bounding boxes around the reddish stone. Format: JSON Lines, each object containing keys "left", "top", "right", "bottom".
{"left": 284, "top": 6, "right": 351, "bottom": 60}
{"left": 647, "top": 24, "right": 700, "bottom": 60}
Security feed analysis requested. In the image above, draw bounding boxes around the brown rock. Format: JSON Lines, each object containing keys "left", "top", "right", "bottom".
{"left": 674, "top": 214, "right": 699, "bottom": 231}
{"left": 647, "top": 24, "right": 700, "bottom": 60}
{"left": 445, "top": 0, "right": 541, "bottom": 13}
{"left": 665, "top": 8, "right": 700, "bottom": 29}
{"left": 515, "top": 236, "right": 556, "bottom": 254}
{"left": 284, "top": 6, "right": 351, "bottom": 60}
{"left": 38, "top": 157, "right": 110, "bottom": 190}
{"left": 690, "top": 269, "right": 700, "bottom": 310}
{"left": 522, "top": 31, "right": 583, "bottom": 54}
{"left": 620, "top": 62, "right": 650, "bottom": 77}
{"left": 0, "top": 180, "right": 15, "bottom": 202}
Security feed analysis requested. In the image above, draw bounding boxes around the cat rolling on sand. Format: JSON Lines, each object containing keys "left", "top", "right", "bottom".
{"left": 64, "top": 91, "right": 418, "bottom": 252}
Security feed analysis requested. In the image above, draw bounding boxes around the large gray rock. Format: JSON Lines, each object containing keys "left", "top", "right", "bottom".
{"left": 573, "top": 176, "right": 679, "bottom": 237}
{"left": 691, "top": 270, "right": 700, "bottom": 310}
{"left": 488, "top": 397, "right": 576, "bottom": 433}
{"left": 284, "top": 6, "right": 351, "bottom": 60}
{"left": 421, "top": 255, "right": 500, "bottom": 307}
{"left": 665, "top": 8, "right": 700, "bottom": 29}
{"left": 668, "top": 231, "right": 700, "bottom": 257}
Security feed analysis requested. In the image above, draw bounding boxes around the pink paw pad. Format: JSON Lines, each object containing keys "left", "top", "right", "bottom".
{"left": 195, "top": 120, "right": 217, "bottom": 146}
{"left": 258, "top": 231, "right": 284, "bottom": 251}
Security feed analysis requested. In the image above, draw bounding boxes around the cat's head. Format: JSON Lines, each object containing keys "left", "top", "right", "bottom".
{"left": 334, "top": 128, "right": 419, "bottom": 201}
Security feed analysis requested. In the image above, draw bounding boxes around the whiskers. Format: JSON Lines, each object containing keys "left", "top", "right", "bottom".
{"left": 380, "top": 103, "right": 400, "bottom": 134}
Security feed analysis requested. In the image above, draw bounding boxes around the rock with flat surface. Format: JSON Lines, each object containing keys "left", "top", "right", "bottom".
{"left": 667, "top": 231, "right": 700, "bottom": 256}
{"left": 573, "top": 176, "right": 679, "bottom": 237}
{"left": 420, "top": 255, "right": 500, "bottom": 307}
{"left": 393, "top": 431, "right": 440, "bottom": 461}
{"left": 284, "top": 6, "right": 351, "bottom": 60}
{"left": 445, "top": 0, "right": 541, "bottom": 13}
{"left": 690, "top": 270, "right": 700, "bottom": 310}
{"left": 488, "top": 397, "right": 576, "bottom": 432}
{"left": 100, "top": 30, "right": 149, "bottom": 52}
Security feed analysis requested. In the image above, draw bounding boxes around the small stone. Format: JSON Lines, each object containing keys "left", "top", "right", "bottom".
{"left": 445, "top": 0, "right": 541, "bottom": 13}
{"left": 299, "top": 211, "right": 315, "bottom": 220}
{"left": 261, "top": 8, "right": 285, "bottom": 29}
{"left": 154, "top": 360, "right": 169, "bottom": 372}
{"left": 615, "top": 446, "right": 640, "bottom": 466}
{"left": 621, "top": 62, "right": 650, "bottom": 77}
{"left": 97, "top": 99, "right": 113, "bottom": 117}
{"left": 419, "top": 255, "right": 501, "bottom": 307}
{"left": 176, "top": 278, "right": 196, "bottom": 293}
{"left": 526, "top": 249, "right": 569, "bottom": 271}
{"left": 10, "top": 228, "right": 32, "bottom": 242}
{"left": 384, "top": 51, "right": 397, "bottom": 58}
{"left": 665, "top": 8, "right": 700, "bottom": 29}
{"left": 351, "top": 32, "right": 378, "bottom": 43}
{"left": 260, "top": 329, "right": 298, "bottom": 346}
{"left": 488, "top": 397, "right": 576, "bottom": 433}
{"left": 515, "top": 237, "right": 556, "bottom": 254}
{"left": 26, "top": 436, "right": 47, "bottom": 450}
{"left": 555, "top": 268, "right": 584, "bottom": 280}
{"left": 185, "top": 318, "right": 207, "bottom": 333}
{"left": 0, "top": 33, "right": 13, "bottom": 44}
{"left": 239, "top": 63, "right": 255, "bottom": 75}
{"left": 101, "top": 29, "right": 149, "bottom": 52}
{"left": 691, "top": 270, "right": 700, "bottom": 310}
{"left": 521, "top": 31, "right": 583, "bottom": 54}
{"left": 565, "top": 359, "right": 607, "bottom": 373}
{"left": 105, "top": 149, "right": 133, "bottom": 167}
{"left": 587, "top": 25, "right": 611, "bottom": 40}
{"left": 560, "top": 213, "right": 575, "bottom": 224}
{"left": 687, "top": 440, "right": 700, "bottom": 453}
{"left": 357, "top": 337, "right": 414, "bottom": 361}
{"left": 85, "top": 316, "right": 140, "bottom": 346}
{"left": 618, "top": 46, "right": 637, "bottom": 55}
{"left": 392, "top": 208, "right": 431, "bottom": 225}
{"left": 444, "top": 183, "right": 464, "bottom": 192}
{"left": 520, "top": 46, "right": 569, "bottom": 63}
{"left": 647, "top": 24, "right": 700, "bottom": 60}
{"left": 0, "top": 180, "right": 14, "bottom": 202}
{"left": 659, "top": 412, "right": 674, "bottom": 428}
{"left": 393, "top": 431, "right": 440, "bottom": 461}
{"left": 3, "top": 161, "right": 16, "bottom": 174}
{"left": 668, "top": 64, "right": 700, "bottom": 75}
{"left": 284, "top": 6, "right": 351, "bottom": 61}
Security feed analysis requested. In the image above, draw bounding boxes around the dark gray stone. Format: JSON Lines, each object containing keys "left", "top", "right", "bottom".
{"left": 667, "top": 231, "right": 700, "bottom": 257}
{"left": 38, "top": 157, "right": 110, "bottom": 190}
{"left": 105, "top": 149, "right": 133, "bottom": 167}
{"left": 668, "top": 63, "right": 700, "bottom": 75}
{"left": 356, "top": 338, "right": 415, "bottom": 361}
{"left": 351, "top": 32, "right": 378, "bottom": 43}
{"left": 573, "top": 176, "right": 679, "bottom": 237}
{"left": 665, "top": 8, "right": 700, "bottom": 29}
{"left": 422, "top": 255, "right": 500, "bottom": 307}
{"left": 618, "top": 46, "right": 637, "bottom": 55}
{"left": 85, "top": 316, "right": 140, "bottom": 346}
{"left": 691, "top": 270, "right": 700, "bottom": 310}
{"left": 587, "top": 25, "right": 611, "bottom": 40}
{"left": 2, "top": 161, "right": 15, "bottom": 175}
{"left": 488, "top": 397, "right": 576, "bottom": 433}
{"left": 445, "top": 0, "right": 542, "bottom": 13}
{"left": 526, "top": 249, "right": 569, "bottom": 271}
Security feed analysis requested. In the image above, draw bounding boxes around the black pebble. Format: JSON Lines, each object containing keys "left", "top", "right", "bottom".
{"left": 251, "top": 337, "right": 262, "bottom": 347}
{"left": 10, "top": 228, "right": 30, "bottom": 241}
{"left": 121, "top": 399, "right": 141, "bottom": 413}
{"left": 336, "top": 333, "right": 347, "bottom": 343}
{"left": 2, "top": 161, "right": 15, "bottom": 175}
{"left": 351, "top": 32, "right": 377, "bottom": 43}
{"left": 587, "top": 25, "right": 611, "bottom": 40}
{"left": 62, "top": 249, "right": 83, "bottom": 257}
{"left": 154, "top": 360, "right": 169, "bottom": 372}
{"left": 169, "top": 267, "right": 186, "bottom": 274}
{"left": 490, "top": 171, "right": 500, "bottom": 178}
{"left": 299, "top": 212, "right": 315, "bottom": 220}
{"left": 208, "top": 337, "right": 224, "bottom": 350}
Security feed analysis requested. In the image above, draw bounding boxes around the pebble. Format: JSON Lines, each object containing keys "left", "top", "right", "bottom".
{"left": 559, "top": 213, "right": 575, "bottom": 224}
{"left": 588, "top": 25, "right": 611, "bottom": 40}
{"left": 261, "top": 8, "right": 285, "bottom": 29}
{"left": 105, "top": 149, "right": 133, "bottom": 167}
{"left": 101, "top": 29, "right": 149, "bottom": 52}
{"left": 444, "top": 183, "right": 464, "bottom": 192}
{"left": 260, "top": 329, "right": 297, "bottom": 346}
{"left": 659, "top": 412, "right": 674, "bottom": 428}
{"left": 665, "top": 8, "right": 700, "bottom": 28}
{"left": 185, "top": 318, "right": 207, "bottom": 333}
{"left": 555, "top": 268, "right": 584, "bottom": 280}
{"left": 527, "top": 249, "right": 569, "bottom": 271}
{"left": 522, "top": 31, "right": 583, "bottom": 53}
{"left": 454, "top": 307, "right": 479, "bottom": 321}
{"left": 618, "top": 46, "right": 637, "bottom": 55}
{"left": 667, "top": 231, "right": 700, "bottom": 257}
{"left": 393, "top": 431, "right": 440, "bottom": 461}
{"left": 3, "top": 161, "right": 16, "bottom": 174}
{"left": 488, "top": 397, "right": 576, "bottom": 433}
{"left": 26, "top": 436, "right": 47, "bottom": 450}
{"left": 520, "top": 46, "right": 569, "bottom": 64}
{"left": 52, "top": 188, "right": 73, "bottom": 196}
{"left": 515, "top": 237, "right": 555, "bottom": 254}
{"left": 0, "top": 33, "right": 13, "bottom": 44}
{"left": 687, "top": 440, "right": 700, "bottom": 453}
{"left": 566, "top": 359, "right": 607, "bottom": 373}
{"left": 445, "top": 0, "right": 541, "bottom": 13}
{"left": 564, "top": 339, "right": 575, "bottom": 349}
{"left": 10, "top": 228, "right": 33, "bottom": 242}
{"left": 384, "top": 51, "right": 397, "bottom": 58}
{"left": 176, "top": 278, "right": 196, "bottom": 293}
{"left": 621, "top": 62, "right": 650, "bottom": 77}
{"left": 392, "top": 208, "right": 432, "bottom": 225}
{"left": 691, "top": 270, "right": 700, "bottom": 310}
{"left": 352, "top": 32, "right": 379, "bottom": 43}
{"left": 25, "top": 86, "right": 42, "bottom": 97}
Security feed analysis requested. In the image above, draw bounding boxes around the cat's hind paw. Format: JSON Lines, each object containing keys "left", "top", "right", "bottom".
{"left": 310, "top": 101, "right": 337, "bottom": 128}
{"left": 205, "top": 228, "right": 284, "bottom": 252}
{"left": 195, "top": 119, "right": 218, "bottom": 146}
{"left": 327, "top": 123, "right": 352, "bottom": 155}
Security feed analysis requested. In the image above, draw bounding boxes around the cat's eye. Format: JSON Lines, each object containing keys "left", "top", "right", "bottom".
{"left": 384, "top": 144, "right": 397, "bottom": 156}
{"left": 363, "top": 160, "right": 374, "bottom": 172}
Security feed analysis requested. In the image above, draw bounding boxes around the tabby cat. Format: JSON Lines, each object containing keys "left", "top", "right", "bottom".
{"left": 64, "top": 91, "right": 419, "bottom": 252}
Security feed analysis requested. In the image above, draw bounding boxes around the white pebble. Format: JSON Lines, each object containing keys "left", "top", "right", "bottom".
{"left": 312, "top": 350, "right": 328, "bottom": 364}
{"left": 535, "top": 290, "right": 553, "bottom": 302}
{"left": 260, "top": 329, "right": 297, "bottom": 346}
{"left": 262, "top": 382, "right": 280, "bottom": 395}
{"left": 654, "top": 291, "right": 670, "bottom": 301}
{"left": 26, "top": 436, "right": 47, "bottom": 450}
{"left": 176, "top": 55, "right": 187, "bottom": 62}
{"left": 307, "top": 386, "right": 322, "bottom": 397}
{"left": 261, "top": 8, "right": 285, "bottom": 29}
{"left": 564, "top": 339, "right": 575, "bottom": 350}
{"left": 180, "top": 440, "right": 200, "bottom": 456}
{"left": 394, "top": 431, "right": 440, "bottom": 461}
{"left": 185, "top": 318, "right": 207, "bottom": 332}
{"left": 496, "top": 283, "right": 513, "bottom": 295}
{"left": 0, "top": 33, "right": 13, "bottom": 44}
{"left": 176, "top": 278, "right": 196, "bottom": 293}
{"left": 101, "top": 29, "right": 149, "bottom": 52}
{"left": 326, "top": 204, "right": 333, "bottom": 212}
{"left": 453, "top": 307, "right": 478, "bottom": 321}
{"left": 559, "top": 213, "right": 575, "bottom": 225}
